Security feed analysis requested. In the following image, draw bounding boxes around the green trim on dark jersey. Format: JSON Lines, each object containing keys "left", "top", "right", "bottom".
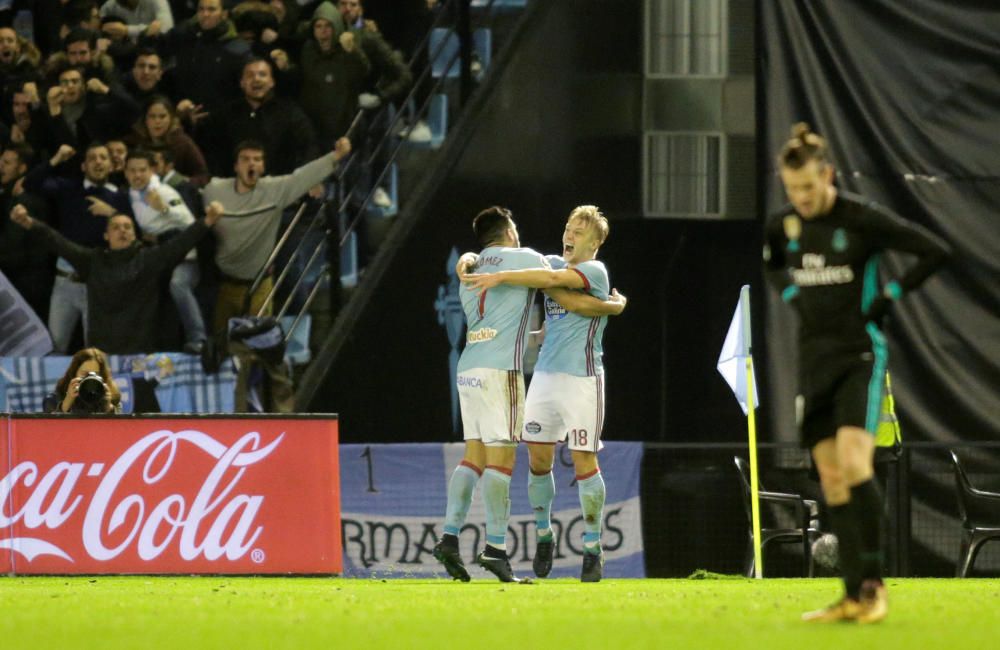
{"left": 865, "top": 322, "right": 889, "bottom": 433}
{"left": 862, "top": 254, "right": 886, "bottom": 432}
{"left": 763, "top": 192, "right": 949, "bottom": 351}
{"left": 861, "top": 254, "right": 881, "bottom": 312}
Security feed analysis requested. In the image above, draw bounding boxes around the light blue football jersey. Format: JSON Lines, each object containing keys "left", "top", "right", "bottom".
{"left": 535, "top": 256, "right": 610, "bottom": 377}
{"left": 457, "top": 246, "right": 548, "bottom": 372}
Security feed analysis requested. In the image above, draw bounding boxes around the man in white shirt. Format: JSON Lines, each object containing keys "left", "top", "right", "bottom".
{"left": 125, "top": 148, "right": 206, "bottom": 350}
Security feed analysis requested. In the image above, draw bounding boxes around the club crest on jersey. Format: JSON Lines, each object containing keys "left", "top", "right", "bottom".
{"left": 544, "top": 296, "right": 567, "bottom": 320}
{"left": 783, "top": 214, "right": 801, "bottom": 252}
{"left": 525, "top": 421, "right": 542, "bottom": 434}
{"left": 832, "top": 228, "right": 848, "bottom": 252}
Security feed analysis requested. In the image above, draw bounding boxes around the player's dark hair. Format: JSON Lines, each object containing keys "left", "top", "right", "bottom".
{"left": 778, "top": 122, "right": 831, "bottom": 169}
{"left": 472, "top": 206, "right": 514, "bottom": 248}
{"left": 126, "top": 148, "right": 157, "bottom": 166}
{"left": 132, "top": 47, "right": 161, "bottom": 65}
{"left": 63, "top": 27, "right": 97, "bottom": 50}
{"left": 3, "top": 142, "right": 35, "bottom": 168}
{"left": 148, "top": 143, "right": 174, "bottom": 165}
{"left": 54, "top": 63, "right": 88, "bottom": 83}
{"left": 84, "top": 140, "right": 109, "bottom": 156}
{"left": 243, "top": 57, "right": 274, "bottom": 77}
{"left": 234, "top": 139, "right": 266, "bottom": 160}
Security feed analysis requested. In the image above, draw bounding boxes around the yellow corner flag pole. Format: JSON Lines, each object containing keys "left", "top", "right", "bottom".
{"left": 720, "top": 285, "right": 763, "bottom": 578}
{"left": 740, "top": 285, "right": 763, "bottom": 579}
{"left": 746, "top": 353, "right": 762, "bottom": 578}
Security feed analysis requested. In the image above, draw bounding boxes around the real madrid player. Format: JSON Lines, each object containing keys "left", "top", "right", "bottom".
{"left": 764, "top": 124, "right": 949, "bottom": 622}
{"left": 434, "top": 206, "right": 625, "bottom": 583}
{"left": 463, "top": 205, "right": 622, "bottom": 582}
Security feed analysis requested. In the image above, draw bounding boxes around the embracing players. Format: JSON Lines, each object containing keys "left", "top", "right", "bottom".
{"left": 434, "top": 206, "right": 625, "bottom": 583}
{"left": 463, "top": 205, "right": 620, "bottom": 582}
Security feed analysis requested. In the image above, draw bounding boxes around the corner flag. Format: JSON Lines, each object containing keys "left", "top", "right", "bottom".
{"left": 717, "top": 285, "right": 764, "bottom": 578}
{"left": 717, "top": 285, "right": 757, "bottom": 414}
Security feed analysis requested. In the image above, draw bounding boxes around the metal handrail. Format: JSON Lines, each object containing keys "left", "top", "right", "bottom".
{"left": 284, "top": 262, "right": 330, "bottom": 343}
{"left": 242, "top": 0, "right": 508, "bottom": 342}
{"left": 244, "top": 1, "right": 467, "bottom": 323}
{"left": 276, "top": 234, "right": 329, "bottom": 320}
{"left": 337, "top": 31, "right": 470, "bottom": 245}
{"left": 261, "top": 212, "right": 327, "bottom": 319}
{"left": 241, "top": 107, "right": 367, "bottom": 315}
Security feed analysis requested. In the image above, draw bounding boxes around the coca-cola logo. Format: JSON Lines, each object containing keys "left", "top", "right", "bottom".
{"left": 0, "top": 429, "right": 284, "bottom": 564}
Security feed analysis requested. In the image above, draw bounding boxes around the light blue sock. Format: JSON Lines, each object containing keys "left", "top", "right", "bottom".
{"left": 528, "top": 469, "right": 555, "bottom": 538}
{"left": 577, "top": 471, "right": 606, "bottom": 551}
{"left": 482, "top": 468, "right": 512, "bottom": 548}
{"left": 443, "top": 463, "right": 480, "bottom": 536}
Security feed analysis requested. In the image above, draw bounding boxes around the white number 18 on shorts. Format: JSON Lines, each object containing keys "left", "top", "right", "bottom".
{"left": 522, "top": 371, "right": 605, "bottom": 453}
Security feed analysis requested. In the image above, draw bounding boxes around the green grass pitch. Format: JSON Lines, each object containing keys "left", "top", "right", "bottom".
{"left": 2, "top": 576, "right": 999, "bottom": 649}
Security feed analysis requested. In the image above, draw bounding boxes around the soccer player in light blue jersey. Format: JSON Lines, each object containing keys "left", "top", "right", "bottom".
{"left": 434, "top": 206, "right": 625, "bottom": 584}
{"left": 462, "top": 205, "right": 620, "bottom": 582}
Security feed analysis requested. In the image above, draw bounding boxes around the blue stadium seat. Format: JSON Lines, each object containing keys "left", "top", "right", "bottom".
{"left": 429, "top": 28, "right": 459, "bottom": 78}
{"left": 429, "top": 28, "right": 492, "bottom": 79}
{"left": 406, "top": 94, "right": 448, "bottom": 150}
{"left": 471, "top": 0, "right": 527, "bottom": 10}
{"left": 369, "top": 163, "right": 399, "bottom": 219}
{"left": 428, "top": 94, "right": 448, "bottom": 148}
{"left": 473, "top": 28, "right": 492, "bottom": 76}
{"left": 338, "top": 209, "right": 360, "bottom": 288}
{"left": 279, "top": 314, "right": 312, "bottom": 366}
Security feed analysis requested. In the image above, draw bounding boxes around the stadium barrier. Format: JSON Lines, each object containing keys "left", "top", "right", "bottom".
{"left": 1, "top": 354, "right": 236, "bottom": 414}
{"left": 0, "top": 414, "right": 341, "bottom": 575}
{"left": 339, "top": 442, "right": 645, "bottom": 578}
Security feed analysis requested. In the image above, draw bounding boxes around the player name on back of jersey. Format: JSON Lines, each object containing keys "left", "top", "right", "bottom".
{"left": 475, "top": 255, "right": 504, "bottom": 270}
{"left": 792, "top": 253, "right": 854, "bottom": 286}
{"left": 467, "top": 327, "right": 498, "bottom": 344}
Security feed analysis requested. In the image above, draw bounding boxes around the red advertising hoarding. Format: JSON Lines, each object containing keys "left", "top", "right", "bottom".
{"left": 0, "top": 415, "right": 341, "bottom": 575}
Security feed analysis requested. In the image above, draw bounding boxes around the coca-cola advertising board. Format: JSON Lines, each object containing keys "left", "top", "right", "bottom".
{"left": 0, "top": 415, "right": 341, "bottom": 575}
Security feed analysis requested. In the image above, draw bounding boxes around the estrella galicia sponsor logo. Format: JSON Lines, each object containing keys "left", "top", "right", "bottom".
{"left": 466, "top": 327, "right": 497, "bottom": 344}
{"left": 832, "top": 228, "right": 848, "bottom": 252}
{"left": 544, "top": 297, "right": 567, "bottom": 320}
{"left": 525, "top": 421, "right": 542, "bottom": 435}
{"left": 457, "top": 375, "right": 484, "bottom": 388}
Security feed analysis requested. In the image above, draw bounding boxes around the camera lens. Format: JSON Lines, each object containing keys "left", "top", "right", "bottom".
{"left": 77, "top": 372, "right": 106, "bottom": 406}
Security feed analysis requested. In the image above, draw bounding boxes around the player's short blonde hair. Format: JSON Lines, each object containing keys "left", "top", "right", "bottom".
{"left": 567, "top": 205, "right": 609, "bottom": 244}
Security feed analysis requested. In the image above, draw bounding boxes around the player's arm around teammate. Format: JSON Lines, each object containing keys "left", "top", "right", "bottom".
{"left": 457, "top": 253, "right": 626, "bottom": 316}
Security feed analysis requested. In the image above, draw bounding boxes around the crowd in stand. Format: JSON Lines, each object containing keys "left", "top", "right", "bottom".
{"left": 0, "top": 0, "right": 440, "bottom": 358}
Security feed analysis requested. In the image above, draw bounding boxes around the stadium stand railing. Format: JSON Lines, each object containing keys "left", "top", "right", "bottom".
{"left": 244, "top": 0, "right": 524, "bottom": 364}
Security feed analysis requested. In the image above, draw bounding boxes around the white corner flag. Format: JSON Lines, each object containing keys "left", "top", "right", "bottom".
{"left": 718, "top": 284, "right": 764, "bottom": 577}
{"left": 717, "top": 285, "right": 758, "bottom": 415}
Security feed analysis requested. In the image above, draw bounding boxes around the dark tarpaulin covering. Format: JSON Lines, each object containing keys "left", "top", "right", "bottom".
{"left": 759, "top": 0, "right": 1000, "bottom": 445}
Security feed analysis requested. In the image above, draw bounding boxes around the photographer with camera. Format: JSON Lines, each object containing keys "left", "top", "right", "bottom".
{"left": 45, "top": 347, "right": 122, "bottom": 414}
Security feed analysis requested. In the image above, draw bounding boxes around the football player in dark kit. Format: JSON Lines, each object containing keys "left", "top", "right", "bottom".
{"left": 763, "top": 123, "right": 949, "bottom": 624}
